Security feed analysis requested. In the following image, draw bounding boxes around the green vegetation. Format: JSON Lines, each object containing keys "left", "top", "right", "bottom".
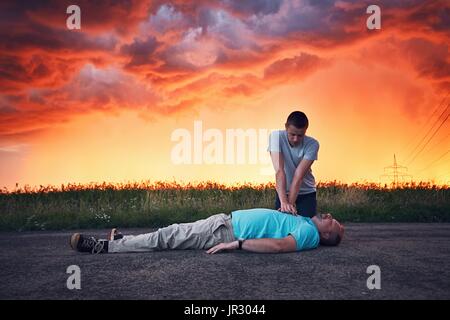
{"left": 0, "top": 181, "right": 449, "bottom": 231}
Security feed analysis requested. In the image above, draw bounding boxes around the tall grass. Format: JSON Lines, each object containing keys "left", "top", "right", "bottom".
{"left": 0, "top": 180, "right": 448, "bottom": 231}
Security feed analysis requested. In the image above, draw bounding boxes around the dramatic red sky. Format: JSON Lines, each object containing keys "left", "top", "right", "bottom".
{"left": 0, "top": 0, "right": 449, "bottom": 190}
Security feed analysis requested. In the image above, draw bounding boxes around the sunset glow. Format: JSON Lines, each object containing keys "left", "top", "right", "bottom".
{"left": 1, "top": 0, "right": 449, "bottom": 190}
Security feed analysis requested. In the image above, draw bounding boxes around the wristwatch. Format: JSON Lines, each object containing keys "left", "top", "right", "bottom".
{"left": 238, "top": 239, "right": 245, "bottom": 250}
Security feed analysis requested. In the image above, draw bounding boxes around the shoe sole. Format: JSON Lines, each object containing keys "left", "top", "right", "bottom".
{"left": 70, "top": 233, "right": 81, "bottom": 250}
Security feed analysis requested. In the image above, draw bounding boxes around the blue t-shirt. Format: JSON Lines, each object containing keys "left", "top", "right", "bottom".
{"left": 231, "top": 208, "right": 319, "bottom": 251}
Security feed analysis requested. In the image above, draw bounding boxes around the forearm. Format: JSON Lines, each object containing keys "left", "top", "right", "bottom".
{"left": 207, "top": 238, "right": 296, "bottom": 254}
{"left": 275, "top": 171, "right": 288, "bottom": 203}
{"left": 288, "top": 174, "right": 303, "bottom": 204}
{"left": 240, "top": 239, "right": 284, "bottom": 253}
{"left": 288, "top": 159, "right": 314, "bottom": 203}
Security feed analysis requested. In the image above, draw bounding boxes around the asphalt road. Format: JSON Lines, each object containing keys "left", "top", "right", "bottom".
{"left": 1, "top": 223, "right": 449, "bottom": 300}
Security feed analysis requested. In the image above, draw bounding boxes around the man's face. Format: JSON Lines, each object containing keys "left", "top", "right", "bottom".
{"left": 320, "top": 213, "right": 344, "bottom": 238}
{"left": 285, "top": 124, "right": 307, "bottom": 147}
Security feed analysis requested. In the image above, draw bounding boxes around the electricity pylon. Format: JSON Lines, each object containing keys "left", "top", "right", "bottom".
{"left": 380, "top": 154, "right": 413, "bottom": 187}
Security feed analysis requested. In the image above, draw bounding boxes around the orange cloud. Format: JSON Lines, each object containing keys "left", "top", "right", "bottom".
{"left": 1, "top": 0, "right": 449, "bottom": 187}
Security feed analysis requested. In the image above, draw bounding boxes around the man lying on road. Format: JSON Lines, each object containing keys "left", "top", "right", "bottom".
{"left": 70, "top": 208, "right": 344, "bottom": 254}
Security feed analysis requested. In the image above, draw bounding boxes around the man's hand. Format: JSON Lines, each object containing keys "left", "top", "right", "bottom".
{"left": 278, "top": 202, "right": 297, "bottom": 215}
{"left": 206, "top": 241, "right": 238, "bottom": 254}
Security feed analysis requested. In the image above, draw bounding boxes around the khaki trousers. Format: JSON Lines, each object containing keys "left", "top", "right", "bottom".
{"left": 108, "top": 213, "right": 235, "bottom": 253}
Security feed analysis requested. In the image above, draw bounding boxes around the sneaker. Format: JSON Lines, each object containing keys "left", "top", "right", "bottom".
{"left": 70, "top": 233, "right": 108, "bottom": 254}
{"left": 107, "top": 228, "right": 124, "bottom": 241}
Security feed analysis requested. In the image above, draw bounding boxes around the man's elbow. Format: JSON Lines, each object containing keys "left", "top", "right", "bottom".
{"left": 275, "top": 241, "right": 293, "bottom": 253}
{"left": 272, "top": 243, "right": 284, "bottom": 253}
{"left": 276, "top": 238, "right": 298, "bottom": 253}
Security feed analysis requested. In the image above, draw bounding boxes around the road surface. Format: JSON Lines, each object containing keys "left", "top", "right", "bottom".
{"left": 1, "top": 223, "right": 449, "bottom": 300}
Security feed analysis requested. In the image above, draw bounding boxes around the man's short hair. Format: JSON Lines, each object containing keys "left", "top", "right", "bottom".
{"left": 286, "top": 111, "right": 309, "bottom": 129}
{"left": 320, "top": 232, "right": 342, "bottom": 246}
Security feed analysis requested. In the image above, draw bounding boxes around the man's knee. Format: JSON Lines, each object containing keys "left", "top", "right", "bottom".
{"left": 156, "top": 224, "right": 181, "bottom": 249}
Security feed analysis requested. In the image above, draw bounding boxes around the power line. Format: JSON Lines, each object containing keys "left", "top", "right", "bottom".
{"left": 406, "top": 102, "right": 449, "bottom": 164}
{"left": 423, "top": 132, "right": 450, "bottom": 154}
{"left": 404, "top": 95, "right": 449, "bottom": 163}
{"left": 407, "top": 104, "right": 450, "bottom": 166}
{"left": 407, "top": 123, "right": 449, "bottom": 165}
{"left": 416, "top": 149, "right": 450, "bottom": 174}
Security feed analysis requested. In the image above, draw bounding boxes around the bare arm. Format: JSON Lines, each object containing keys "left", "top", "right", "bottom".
{"left": 270, "top": 152, "right": 296, "bottom": 214}
{"left": 206, "top": 236, "right": 297, "bottom": 254}
{"left": 288, "top": 159, "right": 314, "bottom": 205}
{"left": 270, "top": 152, "right": 287, "bottom": 201}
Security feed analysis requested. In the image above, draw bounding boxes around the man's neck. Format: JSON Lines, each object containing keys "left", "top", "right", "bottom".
{"left": 311, "top": 215, "right": 322, "bottom": 232}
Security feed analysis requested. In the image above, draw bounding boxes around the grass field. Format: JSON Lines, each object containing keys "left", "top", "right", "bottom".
{"left": 0, "top": 181, "right": 449, "bottom": 231}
